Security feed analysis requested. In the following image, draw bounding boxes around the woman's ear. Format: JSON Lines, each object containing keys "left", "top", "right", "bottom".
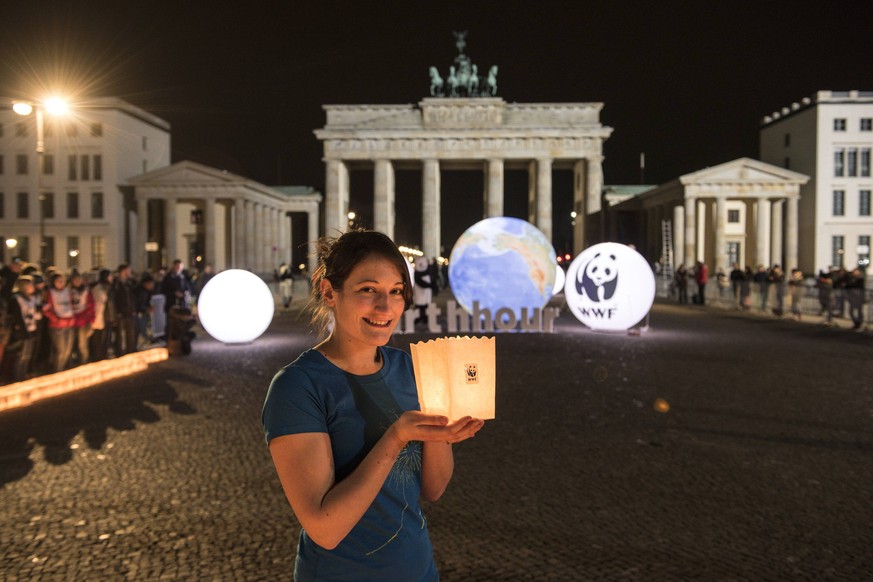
{"left": 320, "top": 278, "right": 337, "bottom": 307}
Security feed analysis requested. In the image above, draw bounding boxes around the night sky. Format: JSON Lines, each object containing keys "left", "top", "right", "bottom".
{"left": 3, "top": 0, "right": 873, "bottom": 252}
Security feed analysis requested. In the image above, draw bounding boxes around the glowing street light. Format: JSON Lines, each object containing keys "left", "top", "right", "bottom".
{"left": 13, "top": 96, "right": 69, "bottom": 269}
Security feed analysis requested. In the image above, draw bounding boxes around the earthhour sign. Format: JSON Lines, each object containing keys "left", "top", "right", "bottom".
{"left": 564, "top": 242, "right": 656, "bottom": 331}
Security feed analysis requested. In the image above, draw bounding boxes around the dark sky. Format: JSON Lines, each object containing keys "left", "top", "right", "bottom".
{"left": 3, "top": 0, "right": 873, "bottom": 250}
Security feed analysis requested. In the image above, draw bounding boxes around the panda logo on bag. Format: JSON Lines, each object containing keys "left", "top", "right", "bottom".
{"left": 576, "top": 252, "right": 619, "bottom": 302}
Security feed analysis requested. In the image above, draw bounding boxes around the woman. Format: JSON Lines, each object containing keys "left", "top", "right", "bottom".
{"left": 8, "top": 275, "right": 43, "bottom": 381}
{"left": 43, "top": 272, "right": 76, "bottom": 372}
{"left": 263, "top": 230, "right": 483, "bottom": 581}
{"left": 69, "top": 270, "right": 95, "bottom": 365}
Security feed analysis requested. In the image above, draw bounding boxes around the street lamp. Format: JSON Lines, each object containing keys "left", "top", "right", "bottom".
{"left": 13, "top": 97, "right": 68, "bottom": 269}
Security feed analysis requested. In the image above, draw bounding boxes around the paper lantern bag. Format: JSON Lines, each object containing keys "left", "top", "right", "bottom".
{"left": 410, "top": 336, "right": 495, "bottom": 421}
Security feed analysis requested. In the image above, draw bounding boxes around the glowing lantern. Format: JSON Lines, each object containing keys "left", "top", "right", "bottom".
{"left": 564, "top": 242, "right": 655, "bottom": 331}
{"left": 197, "top": 269, "right": 274, "bottom": 343}
{"left": 410, "top": 336, "right": 496, "bottom": 421}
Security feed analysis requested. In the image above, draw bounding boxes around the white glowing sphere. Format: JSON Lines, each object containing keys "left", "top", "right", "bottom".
{"left": 197, "top": 269, "right": 275, "bottom": 343}
{"left": 552, "top": 264, "right": 566, "bottom": 296}
{"left": 564, "top": 242, "right": 655, "bottom": 331}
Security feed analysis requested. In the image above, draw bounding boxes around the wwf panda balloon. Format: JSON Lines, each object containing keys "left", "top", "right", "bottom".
{"left": 564, "top": 242, "right": 656, "bottom": 331}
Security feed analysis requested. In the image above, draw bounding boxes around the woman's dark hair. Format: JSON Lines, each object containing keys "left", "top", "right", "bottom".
{"left": 306, "top": 230, "right": 412, "bottom": 337}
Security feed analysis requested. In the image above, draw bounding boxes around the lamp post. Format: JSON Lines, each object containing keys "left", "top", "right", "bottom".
{"left": 13, "top": 98, "right": 67, "bottom": 270}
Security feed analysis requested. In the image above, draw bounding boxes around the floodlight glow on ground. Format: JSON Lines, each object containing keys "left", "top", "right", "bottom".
{"left": 197, "top": 270, "right": 274, "bottom": 344}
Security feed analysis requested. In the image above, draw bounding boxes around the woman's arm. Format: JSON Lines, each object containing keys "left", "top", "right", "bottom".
{"left": 269, "top": 411, "right": 482, "bottom": 550}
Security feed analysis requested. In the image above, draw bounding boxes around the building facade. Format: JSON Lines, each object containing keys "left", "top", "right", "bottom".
{"left": 0, "top": 97, "right": 171, "bottom": 270}
{"left": 760, "top": 90, "right": 873, "bottom": 274}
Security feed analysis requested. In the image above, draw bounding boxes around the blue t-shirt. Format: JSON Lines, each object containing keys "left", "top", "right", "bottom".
{"left": 263, "top": 346, "right": 438, "bottom": 582}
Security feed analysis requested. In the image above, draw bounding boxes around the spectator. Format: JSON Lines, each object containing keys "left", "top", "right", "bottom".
{"left": 845, "top": 267, "right": 866, "bottom": 330}
{"left": 716, "top": 267, "right": 729, "bottom": 299}
{"left": 277, "top": 262, "right": 294, "bottom": 309}
{"left": 194, "top": 264, "right": 216, "bottom": 301}
{"left": 740, "top": 266, "right": 753, "bottom": 310}
{"left": 413, "top": 256, "right": 433, "bottom": 325}
{"left": 674, "top": 264, "right": 689, "bottom": 304}
{"left": 5, "top": 276, "right": 43, "bottom": 381}
{"left": 729, "top": 263, "right": 745, "bottom": 308}
{"left": 134, "top": 274, "right": 157, "bottom": 349}
{"left": 693, "top": 261, "right": 708, "bottom": 305}
{"left": 753, "top": 265, "right": 770, "bottom": 311}
{"left": 788, "top": 268, "right": 805, "bottom": 320}
{"left": 111, "top": 264, "right": 137, "bottom": 356}
{"left": 69, "top": 270, "right": 95, "bottom": 366}
{"left": 816, "top": 269, "right": 835, "bottom": 326}
{"left": 89, "top": 269, "right": 114, "bottom": 362}
{"left": 769, "top": 264, "right": 786, "bottom": 316}
{"left": 832, "top": 266, "right": 847, "bottom": 317}
{"left": 161, "top": 259, "right": 193, "bottom": 312}
{"left": 0, "top": 257, "right": 23, "bottom": 299}
{"left": 0, "top": 278, "right": 11, "bottom": 380}
{"left": 43, "top": 272, "right": 76, "bottom": 372}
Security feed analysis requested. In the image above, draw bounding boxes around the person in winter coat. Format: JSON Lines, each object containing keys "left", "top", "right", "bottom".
{"left": 89, "top": 269, "right": 114, "bottom": 362}
{"left": 43, "top": 272, "right": 76, "bottom": 372}
{"left": 112, "top": 264, "right": 137, "bottom": 356}
{"left": 7, "top": 275, "right": 43, "bottom": 381}
{"left": 69, "top": 270, "right": 95, "bottom": 365}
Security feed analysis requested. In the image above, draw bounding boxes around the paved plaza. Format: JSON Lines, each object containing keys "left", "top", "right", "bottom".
{"left": 1, "top": 298, "right": 872, "bottom": 581}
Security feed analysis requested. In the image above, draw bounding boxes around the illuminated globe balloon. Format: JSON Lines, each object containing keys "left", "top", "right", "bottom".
{"left": 449, "top": 217, "right": 556, "bottom": 320}
{"left": 197, "top": 269, "right": 275, "bottom": 343}
{"left": 564, "top": 242, "right": 656, "bottom": 331}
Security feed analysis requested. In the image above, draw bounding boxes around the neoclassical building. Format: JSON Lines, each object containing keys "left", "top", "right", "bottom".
{"left": 126, "top": 161, "right": 321, "bottom": 275}
{"left": 314, "top": 97, "right": 613, "bottom": 257}
{"left": 606, "top": 158, "right": 809, "bottom": 274}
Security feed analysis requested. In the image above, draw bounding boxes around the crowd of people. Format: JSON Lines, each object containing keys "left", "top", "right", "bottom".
{"left": 0, "top": 257, "right": 203, "bottom": 384}
{"left": 671, "top": 260, "right": 868, "bottom": 329}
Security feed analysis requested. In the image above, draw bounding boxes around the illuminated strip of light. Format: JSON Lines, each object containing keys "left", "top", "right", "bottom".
{"left": 0, "top": 348, "right": 169, "bottom": 413}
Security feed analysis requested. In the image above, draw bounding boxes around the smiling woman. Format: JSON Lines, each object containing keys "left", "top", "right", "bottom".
{"left": 262, "top": 229, "right": 484, "bottom": 581}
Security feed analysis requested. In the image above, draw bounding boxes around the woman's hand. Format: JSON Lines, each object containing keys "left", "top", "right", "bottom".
{"left": 389, "top": 411, "right": 484, "bottom": 446}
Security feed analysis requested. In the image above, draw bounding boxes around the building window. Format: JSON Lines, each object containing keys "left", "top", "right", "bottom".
{"left": 91, "top": 192, "right": 104, "bottom": 219}
{"left": 68, "top": 155, "right": 77, "bottom": 180}
{"left": 91, "top": 122, "right": 103, "bottom": 137}
{"left": 91, "top": 236, "right": 106, "bottom": 268}
{"left": 93, "top": 155, "right": 102, "bottom": 180}
{"left": 67, "top": 192, "right": 79, "bottom": 219}
{"left": 784, "top": 157, "right": 790, "bottom": 170}
{"left": 862, "top": 148, "right": 871, "bottom": 177}
{"left": 16, "top": 122, "right": 28, "bottom": 137}
{"left": 16, "top": 154, "right": 28, "bottom": 175}
{"left": 784, "top": 133, "right": 790, "bottom": 147}
{"left": 142, "top": 136, "right": 148, "bottom": 151}
{"left": 17, "top": 192, "right": 29, "bottom": 219}
{"left": 43, "top": 154, "right": 54, "bottom": 175}
{"left": 861, "top": 118, "right": 872, "bottom": 131}
{"left": 834, "top": 148, "right": 845, "bottom": 177}
{"left": 861, "top": 190, "right": 871, "bottom": 217}
{"left": 727, "top": 209, "right": 740, "bottom": 223}
{"left": 832, "top": 235, "right": 845, "bottom": 268}
{"left": 833, "top": 190, "right": 845, "bottom": 216}
{"left": 67, "top": 236, "right": 80, "bottom": 268}
{"left": 0, "top": 192, "right": 4, "bottom": 218}
{"left": 43, "top": 236, "right": 54, "bottom": 267}
{"left": 142, "top": 160, "right": 148, "bottom": 173}
{"left": 860, "top": 235, "right": 871, "bottom": 267}
{"left": 17, "top": 236, "right": 29, "bottom": 262}
{"left": 834, "top": 118, "right": 847, "bottom": 131}
{"left": 80, "top": 155, "right": 90, "bottom": 181}
{"left": 848, "top": 148, "right": 858, "bottom": 177}
{"left": 43, "top": 192, "right": 55, "bottom": 219}
{"left": 727, "top": 242, "right": 740, "bottom": 266}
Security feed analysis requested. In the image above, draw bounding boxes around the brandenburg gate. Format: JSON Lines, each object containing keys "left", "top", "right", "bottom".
{"left": 314, "top": 34, "right": 613, "bottom": 257}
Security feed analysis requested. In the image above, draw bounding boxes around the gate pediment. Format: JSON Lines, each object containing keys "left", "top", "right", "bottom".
{"left": 420, "top": 98, "right": 504, "bottom": 129}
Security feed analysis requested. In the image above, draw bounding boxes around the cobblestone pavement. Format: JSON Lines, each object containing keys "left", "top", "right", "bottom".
{"left": 1, "top": 298, "right": 872, "bottom": 581}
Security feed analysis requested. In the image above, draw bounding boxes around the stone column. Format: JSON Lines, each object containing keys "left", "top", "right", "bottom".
{"left": 245, "top": 201, "right": 256, "bottom": 270}
{"left": 164, "top": 197, "right": 177, "bottom": 264}
{"left": 771, "top": 199, "right": 784, "bottom": 267}
{"left": 373, "top": 159, "right": 395, "bottom": 238}
{"left": 234, "top": 198, "right": 246, "bottom": 269}
{"left": 485, "top": 159, "right": 504, "bottom": 218}
{"left": 586, "top": 155, "right": 604, "bottom": 216}
{"left": 714, "top": 196, "right": 727, "bottom": 274}
{"left": 204, "top": 198, "right": 217, "bottom": 268}
{"left": 422, "top": 159, "right": 441, "bottom": 259}
{"left": 785, "top": 196, "right": 799, "bottom": 270}
{"left": 573, "top": 160, "right": 587, "bottom": 254}
{"left": 279, "top": 211, "right": 290, "bottom": 266}
{"left": 256, "top": 203, "right": 267, "bottom": 273}
{"left": 307, "top": 210, "right": 319, "bottom": 274}
{"left": 527, "top": 161, "right": 537, "bottom": 224}
{"left": 536, "top": 158, "right": 553, "bottom": 242}
{"left": 684, "top": 196, "right": 696, "bottom": 268}
{"left": 756, "top": 198, "right": 771, "bottom": 267}
{"left": 136, "top": 196, "right": 148, "bottom": 273}
{"left": 325, "top": 160, "right": 349, "bottom": 236}
{"left": 673, "top": 204, "right": 685, "bottom": 269}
